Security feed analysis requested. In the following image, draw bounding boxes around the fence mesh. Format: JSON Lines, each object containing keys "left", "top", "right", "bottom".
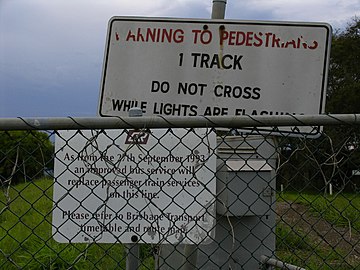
{"left": 0, "top": 117, "right": 359, "bottom": 270}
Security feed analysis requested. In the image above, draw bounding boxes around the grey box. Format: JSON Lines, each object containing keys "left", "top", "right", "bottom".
{"left": 158, "top": 136, "right": 277, "bottom": 270}
{"left": 216, "top": 136, "right": 276, "bottom": 216}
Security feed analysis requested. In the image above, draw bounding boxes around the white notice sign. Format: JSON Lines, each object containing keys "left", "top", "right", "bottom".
{"left": 52, "top": 129, "right": 216, "bottom": 244}
{"left": 98, "top": 17, "right": 331, "bottom": 125}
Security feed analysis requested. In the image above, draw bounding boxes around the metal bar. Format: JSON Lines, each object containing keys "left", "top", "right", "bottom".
{"left": 176, "top": 3, "right": 228, "bottom": 269}
{"left": 125, "top": 108, "right": 142, "bottom": 270}
{"left": 0, "top": 114, "right": 359, "bottom": 130}
{"left": 260, "top": 255, "right": 306, "bottom": 270}
{"left": 211, "top": 0, "right": 227, "bottom": 19}
{"left": 182, "top": 245, "right": 198, "bottom": 270}
{"left": 126, "top": 243, "right": 140, "bottom": 270}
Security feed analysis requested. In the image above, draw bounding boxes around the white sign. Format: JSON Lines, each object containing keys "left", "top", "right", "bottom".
{"left": 52, "top": 129, "right": 216, "bottom": 244}
{"left": 98, "top": 17, "right": 331, "bottom": 121}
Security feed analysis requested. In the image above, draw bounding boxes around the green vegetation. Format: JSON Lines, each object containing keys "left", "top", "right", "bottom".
{"left": 276, "top": 192, "right": 360, "bottom": 270}
{"left": 327, "top": 18, "right": 360, "bottom": 114}
{"left": 0, "top": 178, "right": 152, "bottom": 270}
{"left": 310, "top": 194, "right": 360, "bottom": 231}
{"left": 277, "top": 18, "right": 360, "bottom": 193}
{"left": 275, "top": 223, "right": 345, "bottom": 270}
{"left": 278, "top": 192, "right": 360, "bottom": 230}
{"left": 325, "top": 17, "right": 360, "bottom": 188}
{"left": 1, "top": 178, "right": 359, "bottom": 269}
{"left": 0, "top": 131, "right": 53, "bottom": 185}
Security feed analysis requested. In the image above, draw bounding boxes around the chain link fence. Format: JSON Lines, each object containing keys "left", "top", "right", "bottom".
{"left": 0, "top": 115, "right": 359, "bottom": 269}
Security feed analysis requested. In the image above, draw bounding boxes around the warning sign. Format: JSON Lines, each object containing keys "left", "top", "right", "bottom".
{"left": 98, "top": 17, "right": 331, "bottom": 121}
{"left": 52, "top": 129, "right": 216, "bottom": 244}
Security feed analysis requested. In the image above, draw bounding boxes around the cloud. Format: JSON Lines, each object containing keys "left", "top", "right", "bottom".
{"left": 227, "top": 0, "right": 359, "bottom": 29}
{"left": 0, "top": 0, "right": 359, "bottom": 117}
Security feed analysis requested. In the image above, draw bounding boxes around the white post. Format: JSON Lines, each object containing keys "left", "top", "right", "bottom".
{"left": 329, "top": 183, "right": 333, "bottom": 196}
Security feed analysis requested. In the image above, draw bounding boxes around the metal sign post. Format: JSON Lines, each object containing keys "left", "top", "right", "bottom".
{"left": 125, "top": 108, "right": 142, "bottom": 270}
{"left": 82, "top": 0, "right": 331, "bottom": 268}
{"left": 211, "top": 0, "right": 227, "bottom": 19}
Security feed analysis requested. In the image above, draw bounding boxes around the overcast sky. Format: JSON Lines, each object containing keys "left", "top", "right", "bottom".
{"left": 0, "top": 0, "right": 359, "bottom": 118}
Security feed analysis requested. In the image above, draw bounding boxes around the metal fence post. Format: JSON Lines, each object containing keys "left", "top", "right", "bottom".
{"left": 125, "top": 107, "right": 142, "bottom": 270}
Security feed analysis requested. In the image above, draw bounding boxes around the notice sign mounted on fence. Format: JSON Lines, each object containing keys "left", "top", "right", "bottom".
{"left": 52, "top": 129, "right": 216, "bottom": 244}
{"left": 98, "top": 17, "right": 331, "bottom": 119}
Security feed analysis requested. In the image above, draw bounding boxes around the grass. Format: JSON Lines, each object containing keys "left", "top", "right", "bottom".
{"left": 276, "top": 223, "right": 314, "bottom": 252}
{"left": 276, "top": 191, "right": 360, "bottom": 270}
{"left": 278, "top": 191, "right": 360, "bottom": 230}
{"left": 275, "top": 223, "right": 358, "bottom": 270}
{"left": 1, "top": 179, "right": 359, "bottom": 269}
{"left": 0, "top": 178, "right": 138, "bottom": 270}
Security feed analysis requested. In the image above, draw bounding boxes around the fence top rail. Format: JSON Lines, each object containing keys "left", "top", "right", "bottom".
{"left": 0, "top": 114, "right": 359, "bottom": 131}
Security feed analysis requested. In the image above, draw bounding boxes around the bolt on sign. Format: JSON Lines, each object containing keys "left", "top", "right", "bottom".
{"left": 52, "top": 129, "right": 216, "bottom": 244}
{"left": 98, "top": 17, "right": 332, "bottom": 135}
